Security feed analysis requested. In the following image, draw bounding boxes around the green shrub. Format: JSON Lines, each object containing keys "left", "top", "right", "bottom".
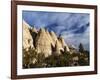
{"left": 23, "top": 48, "right": 89, "bottom": 68}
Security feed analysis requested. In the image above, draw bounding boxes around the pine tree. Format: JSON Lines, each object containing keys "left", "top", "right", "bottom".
{"left": 79, "top": 43, "right": 84, "bottom": 53}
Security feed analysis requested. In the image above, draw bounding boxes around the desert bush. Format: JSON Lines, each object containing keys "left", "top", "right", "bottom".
{"left": 23, "top": 47, "right": 89, "bottom": 68}
{"left": 23, "top": 48, "right": 46, "bottom": 68}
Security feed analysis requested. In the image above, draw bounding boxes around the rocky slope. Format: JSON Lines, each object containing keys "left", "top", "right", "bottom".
{"left": 23, "top": 20, "right": 70, "bottom": 57}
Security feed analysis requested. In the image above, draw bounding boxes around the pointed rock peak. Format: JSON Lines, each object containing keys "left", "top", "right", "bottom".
{"left": 50, "top": 31, "right": 56, "bottom": 36}
{"left": 39, "top": 28, "right": 46, "bottom": 33}
{"left": 35, "top": 27, "right": 53, "bottom": 57}
{"left": 55, "top": 40, "right": 58, "bottom": 47}
{"left": 50, "top": 31, "right": 57, "bottom": 43}
{"left": 23, "top": 20, "right": 31, "bottom": 29}
{"left": 58, "top": 36, "right": 63, "bottom": 44}
{"left": 58, "top": 35, "right": 63, "bottom": 40}
{"left": 31, "top": 27, "right": 37, "bottom": 33}
{"left": 59, "top": 37, "right": 64, "bottom": 42}
{"left": 45, "top": 28, "right": 49, "bottom": 33}
{"left": 23, "top": 20, "right": 34, "bottom": 50}
{"left": 55, "top": 40, "right": 64, "bottom": 55}
{"left": 58, "top": 36, "right": 70, "bottom": 52}
{"left": 46, "top": 30, "right": 51, "bottom": 37}
{"left": 55, "top": 40, "right": 62, "bottom": 49}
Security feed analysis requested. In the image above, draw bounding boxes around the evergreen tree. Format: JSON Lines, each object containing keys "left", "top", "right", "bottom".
{"left": 79, "top": 43, "right": 84, "bottom": 53}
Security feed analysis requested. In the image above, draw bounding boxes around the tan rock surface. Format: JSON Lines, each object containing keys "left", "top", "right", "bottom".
{"left": 35, "top": 28, "right": 52, "bottom": 57}
{"left": 55, "top": 39, "right": 64, "bottom": 55}
{"left": 23, "top": 21, "right": 70, "bottom": 57}
{"left": 23, "top": 20, "right": 34, "bottom": 50}
{"left": 58, "top": 36, "right": 70, "bottom": 52}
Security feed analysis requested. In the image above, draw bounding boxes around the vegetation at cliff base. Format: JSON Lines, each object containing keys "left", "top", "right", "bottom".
{"left": 23, "top": 43, "right": 89, "bottom": 68}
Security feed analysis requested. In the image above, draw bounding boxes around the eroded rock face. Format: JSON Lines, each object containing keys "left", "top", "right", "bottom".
{"left": 30, "top": 27, "right": 38, "bottom": 48}
{"left": 45, "top": 29, "right": 54, "bottom": 47}
{"left": 50, "top": 31, "right": 57, "bottom": 42}
{"left": 23, "top": 21, "right": 70, "bottom": 57}
{"left": 55, "top": 39, "right": 64, "bottom": 55}
{"left": 58, "top": 36, "right": 70, "bottom": 52}
{"left": 50, "top": 31, "right": 58, "bottom": 47}
{"left": 23, "top": 20, "right": 34, "bottom": 50}
{"left": 35, "top": 28, "right": 52, "bottom": 57}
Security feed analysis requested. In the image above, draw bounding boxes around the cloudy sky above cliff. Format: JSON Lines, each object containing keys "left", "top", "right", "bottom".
{"left": 22, "top": 11, "right": 90, "bottom": 51}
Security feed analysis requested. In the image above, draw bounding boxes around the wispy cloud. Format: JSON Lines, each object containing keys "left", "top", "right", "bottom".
{"left": 23, "top": 11, "right": 90, "bottom": 50}
{"left": 62, "top": 27, "right": 89, "bottom": 50}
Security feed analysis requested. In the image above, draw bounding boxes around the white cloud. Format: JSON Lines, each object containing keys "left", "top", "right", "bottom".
{"left": 62, "top": 27, "right": 89, "bottom": 50}
{"left": 23, "top": 11, "right": 90, "bottom": 50}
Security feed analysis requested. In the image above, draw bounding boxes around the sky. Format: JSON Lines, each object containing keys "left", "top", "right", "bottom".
{"left": 22, "top": 11, "right": 90, "bottom": 51}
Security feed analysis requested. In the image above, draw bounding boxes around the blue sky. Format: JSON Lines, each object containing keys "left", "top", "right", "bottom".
{"left": 22, "top": 11, "right": 90, "bottom": 51}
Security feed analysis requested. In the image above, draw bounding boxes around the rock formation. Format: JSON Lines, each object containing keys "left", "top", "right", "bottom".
{"left": 23, "top": 20, "right": 34, "bottom": 50}
{"left": 30, "top": 27, "right": 38, "bottom": 48}
{"left": 58, "top": 36, "right": 70, "bottom": 52}
{"left": 50, "top": 31, "right": 58, "bottom": 47}
{"left": 23, "top": 21, "right": 70, "bottom": 57}
{"left": 55, "top": 39, "right": 64, "bottom": 55}
{"left": 35, "top": 28, "right": 52, "bottom": 57}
